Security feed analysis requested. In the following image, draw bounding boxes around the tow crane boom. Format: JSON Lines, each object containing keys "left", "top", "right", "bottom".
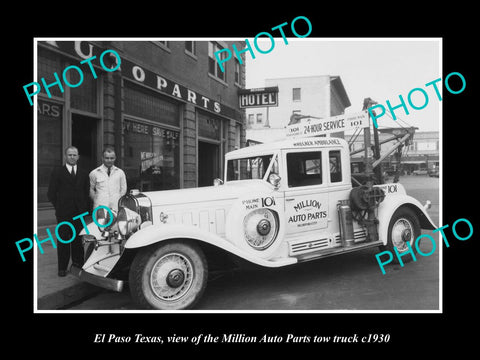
{"left": 351, "top": 98, "right": 416, "bottom": 185}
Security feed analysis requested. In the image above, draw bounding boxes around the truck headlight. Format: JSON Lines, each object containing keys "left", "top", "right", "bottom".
{"left": 117, "top": 207, "right": 141, "bottom": 236}
{"left": 94, "top": 207, "right": 116, "bottom": 233}
{"left": 243, "top": 208, "right": 279, "bottom": 250}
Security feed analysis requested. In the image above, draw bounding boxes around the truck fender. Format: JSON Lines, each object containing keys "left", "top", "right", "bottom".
{"left": 124, "top": 224, "right": 296, "bottom": 268}
{"left": 79, "top": 221, "right": 120, "bottom": 239}
{"left": 377, "top": 194, "right": 437, "bottom": 245}
{"left": 82, "top": 243, "right": 122, "bottom": 276}
{"left": 225, "top": 193, "right": 286, "bottom": 260}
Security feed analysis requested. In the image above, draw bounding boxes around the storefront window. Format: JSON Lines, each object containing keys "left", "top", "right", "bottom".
{"left": 70, "top": 68, "right": 97, "bottom": 113}
{"left": 37, "top": 99, "right": 63, "bottom": 204}
{"left": 124, "top": 81, "right": 179, "bottom": 127}
{"left": 123, "top": 81, "right": 181, "bottom": 191}
{"left": 38, "top": 48, "right": 64, "bottom": 99}
{"left": 123, "top": 119, "right": 180, "bottom": 191}
{"left": 198, "top": 111, "right": 220, "bottom": 140}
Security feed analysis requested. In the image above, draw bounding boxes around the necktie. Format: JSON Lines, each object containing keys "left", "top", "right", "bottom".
{"left": 71, "top": 166, "right": 75, "bottom": 177}
{"left": 107, "top": 167, "right": 111, "bottom": 176}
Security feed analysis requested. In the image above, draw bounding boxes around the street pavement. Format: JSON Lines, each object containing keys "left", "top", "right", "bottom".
{"left": 36, "top": 175, "right": 440, "bottom": 311}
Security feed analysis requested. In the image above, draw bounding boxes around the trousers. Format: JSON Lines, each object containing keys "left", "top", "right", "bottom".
{"left": 56, "top": 216, "right": 85, "bottom": 272}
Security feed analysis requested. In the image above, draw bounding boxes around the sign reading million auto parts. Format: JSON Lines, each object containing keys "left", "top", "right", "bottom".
{"left": 239, "top": 87, "right": 279, "bottom": 108}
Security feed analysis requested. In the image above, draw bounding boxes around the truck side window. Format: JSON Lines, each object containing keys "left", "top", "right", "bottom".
{"left": 227, "top": 154, "right": 275, "bottom": 181}
{"left": 287, "top": 151, "right": 322, "bottom": 187}
{"left": 329, "top": 150, "right": 342, "bottom": 183}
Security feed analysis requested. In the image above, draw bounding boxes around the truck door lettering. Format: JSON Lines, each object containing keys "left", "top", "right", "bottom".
{"left": 261, "top": 197, "right": 276, "bottom": 207}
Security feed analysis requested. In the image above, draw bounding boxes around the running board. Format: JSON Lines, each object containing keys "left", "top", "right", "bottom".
{"left": 295, "top": 240, "right": 384, "bottom": 263}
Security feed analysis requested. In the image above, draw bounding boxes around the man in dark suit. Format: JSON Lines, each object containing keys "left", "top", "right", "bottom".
{"left": 47, "top": 146, "right": 90, "bottom": 277}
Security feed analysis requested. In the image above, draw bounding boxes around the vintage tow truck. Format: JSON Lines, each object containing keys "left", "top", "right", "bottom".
{"left": 72, "top": 111, "right": 436, "bottom": 310}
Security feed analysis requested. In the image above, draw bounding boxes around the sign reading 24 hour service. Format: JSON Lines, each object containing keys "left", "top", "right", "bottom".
{"left": 286, "top": 111, "right": 369, "bottom": 137}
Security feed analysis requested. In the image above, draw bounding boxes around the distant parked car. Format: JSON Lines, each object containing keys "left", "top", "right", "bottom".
{"left": 428, "top": 169, "right": 439, "bottom": 177}
{"left": 413, "top": 169, "right": 428, "bottom": 175}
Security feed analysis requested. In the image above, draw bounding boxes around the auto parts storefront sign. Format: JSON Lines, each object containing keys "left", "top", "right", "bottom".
{"left": 122, "top": 59, "right": 239, "bottom": 120}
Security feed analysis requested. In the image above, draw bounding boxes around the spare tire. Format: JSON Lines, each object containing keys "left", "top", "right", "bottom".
{"left": 349, "top": 185, "right": 370, "bottom": 210}
{"left": 350, "top": 185, "right": 385, "bottom": 211}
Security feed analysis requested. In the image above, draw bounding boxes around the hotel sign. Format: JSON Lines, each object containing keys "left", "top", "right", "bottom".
{"left": 238, "top": 87, "right": 279, "bottom": 108}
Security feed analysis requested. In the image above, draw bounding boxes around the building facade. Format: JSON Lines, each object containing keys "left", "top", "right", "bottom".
{"left": 37, "top": 40, "right": 247, "bottom": 209}
{"left": 246, "top": 75, "right": 351, "bottom": 142}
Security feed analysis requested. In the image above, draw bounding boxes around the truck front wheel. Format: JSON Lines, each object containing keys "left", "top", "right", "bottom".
{"left": 381, "top": 207, "right": 421, "bottom": 264}
{"left": 129, "top": 240, "right": 208, "bottom": 310}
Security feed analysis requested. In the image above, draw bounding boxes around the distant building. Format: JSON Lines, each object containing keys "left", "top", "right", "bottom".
{"left": 246, "top": 75, "right": 351, "bottom": 143}
{"left": 347, "top": 130, "right": 439, "bottom": 174}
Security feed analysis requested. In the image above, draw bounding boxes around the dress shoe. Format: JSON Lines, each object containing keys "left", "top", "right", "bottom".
{"left": 58, "top": 270, "right": 67, "bottom": 277}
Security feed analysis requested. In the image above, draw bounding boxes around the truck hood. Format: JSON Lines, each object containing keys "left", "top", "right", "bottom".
{"left": 143, "top": 180, "right": 273, "bottom": 206}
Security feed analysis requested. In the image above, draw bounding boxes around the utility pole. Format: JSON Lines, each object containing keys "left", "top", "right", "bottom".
{"left": 361, "top": 98, "right": 381, "bottom": 243}
{"left": 362, "top": 98, "right": 383, "bottom": 184}
{"left": 362, "top": 98, "right": 374, "bottom": 183}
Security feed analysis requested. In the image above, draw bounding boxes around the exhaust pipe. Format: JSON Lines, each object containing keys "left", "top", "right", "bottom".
{"left": 338, "top": 200, "right": 355, "bottom": 247}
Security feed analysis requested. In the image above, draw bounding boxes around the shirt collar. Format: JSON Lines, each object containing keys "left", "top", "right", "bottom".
{"left": 66, "top": 164, "right": 77, "bottom": 171}
{"left": 100, "top": 164, "right": 116, "bottom": 173}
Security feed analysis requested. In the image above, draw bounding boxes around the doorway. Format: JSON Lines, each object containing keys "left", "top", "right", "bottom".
{"left": 72, "top": 113, "right": 98, "bottom": 173}
{"left": 198, "top": 141, "right": 219, "bottom": 187}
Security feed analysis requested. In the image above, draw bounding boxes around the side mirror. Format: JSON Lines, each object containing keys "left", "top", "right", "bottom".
{"left": 213, "top": 178, "right": 224, "bottom": 186}
{"left": 268, "top": 173, "right": 281, "bottom": 189}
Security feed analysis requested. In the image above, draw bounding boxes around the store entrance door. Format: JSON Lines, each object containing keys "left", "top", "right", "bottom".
{"left": 198, "top": 141, "right": 219, "bottom": 187}
{"left": 72, "top": 113, "right": 98, "bottom": 173}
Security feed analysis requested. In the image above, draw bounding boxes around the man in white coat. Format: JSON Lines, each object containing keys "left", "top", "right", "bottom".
{"left": 89, "top": 147, "right": 127, "bottom": 212}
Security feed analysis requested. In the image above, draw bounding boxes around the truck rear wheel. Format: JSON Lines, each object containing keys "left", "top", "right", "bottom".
{"left": 381, "top": 207, "right": 420, "bottom": 264}
{"left": 129, "top": 240, "right": 208, "bottom": 310}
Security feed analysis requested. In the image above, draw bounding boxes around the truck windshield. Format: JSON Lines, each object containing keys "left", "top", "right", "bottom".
{"left": 227, "top": 154, "right": 277, "bottom": 181}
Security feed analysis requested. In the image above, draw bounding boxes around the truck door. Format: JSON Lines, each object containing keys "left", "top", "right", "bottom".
{"left": 283, "top": 149, "right": 329, "bottom": 237}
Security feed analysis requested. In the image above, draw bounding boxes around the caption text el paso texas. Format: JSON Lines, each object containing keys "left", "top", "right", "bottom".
{"left": 94, "top": 332, "right": 391, "bottom": 345}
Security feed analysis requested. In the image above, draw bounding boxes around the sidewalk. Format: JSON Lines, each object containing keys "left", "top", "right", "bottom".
{"left": 36, "top": 208, "right": 102, "bottom": 310}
